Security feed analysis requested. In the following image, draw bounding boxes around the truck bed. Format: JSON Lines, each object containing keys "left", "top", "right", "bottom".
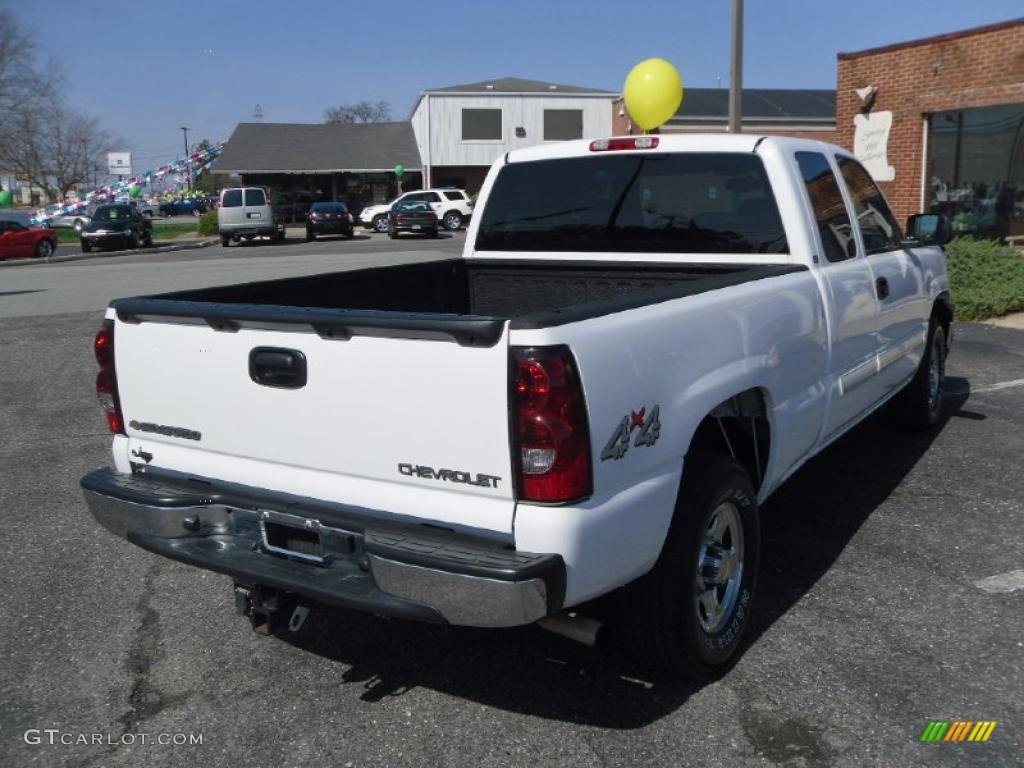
{"left": 112, "top": 259, "right": 802, "bottom": 346}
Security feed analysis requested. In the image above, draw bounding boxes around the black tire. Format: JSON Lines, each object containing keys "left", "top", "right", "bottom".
{"left": 129, "top": 231, "right": 140, "bottom": 250}
{"left": 80, "top": 240, "right": 91, "bottom": 253}
{"left": 373, "top": 215, "right": 389, "bottom": 233}
{"left": 892, "top": 318, "right": 946, "bottom": 430}
{"left": 143, "top": 231, "right": 153, "bottom": 247}
{"left": 305, "top": 228, "right": 315, "bottom": 242}
{"left": 429, "top": 230, "right": 440, "bottom": 238}
{"left": 34, "top": 238, "right": 55, "bottom": 258}
{"left": 620, "top": 452, "right": 760, "bottom": 679}
{"left": 442, "top": 211, "right": 463, "bottom": 231}
{"left": 388, "top": 231, "right": 397, "bottom": 239}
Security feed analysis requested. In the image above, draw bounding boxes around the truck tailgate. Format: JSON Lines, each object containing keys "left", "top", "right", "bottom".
{"left": 112, "top": 316, "right": 516, "bottom": 536}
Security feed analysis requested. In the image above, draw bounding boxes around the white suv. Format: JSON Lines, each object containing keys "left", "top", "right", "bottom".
{"left": 360, "top": 188, "right": 473, "bottom": 232}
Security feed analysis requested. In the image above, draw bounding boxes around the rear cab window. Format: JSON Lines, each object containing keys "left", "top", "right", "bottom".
{"left": 244, "top": 189, "right": 266, "bottom": 206}
{"left": 476, "top": 153, "right": 788, "bottom": 254}
{"left": 221, "top": 190, "right": 242, "bottom": 207}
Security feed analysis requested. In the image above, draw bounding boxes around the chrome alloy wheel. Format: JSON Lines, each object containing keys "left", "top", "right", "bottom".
{"left": 695, "top": 501, "right": 745, "bottom": 634}
{"left": 927, "top": 330, "right": 945, "bottom": 412}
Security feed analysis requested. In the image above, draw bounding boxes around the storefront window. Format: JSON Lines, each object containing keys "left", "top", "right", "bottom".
{"left": 927, "top": 103, "right": 1024, "bottom": 240}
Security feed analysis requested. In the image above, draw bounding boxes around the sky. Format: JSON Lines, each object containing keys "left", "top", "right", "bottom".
{"left": 6, "top": 0, "right": 1023, "bottom": 173}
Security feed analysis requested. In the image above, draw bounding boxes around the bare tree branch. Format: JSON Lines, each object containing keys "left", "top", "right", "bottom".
{"left": 323, "top": 100, "right": 392, "bottom": 124}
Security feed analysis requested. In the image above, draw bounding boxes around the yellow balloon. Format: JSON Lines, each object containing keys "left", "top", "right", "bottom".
{"left": 623, "top": 58, "right": 684, "bottom": 131}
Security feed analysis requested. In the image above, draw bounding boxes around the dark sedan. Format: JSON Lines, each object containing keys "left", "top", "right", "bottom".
{"left": 387, "top": 200, "right": 439, "bottom": 239}
{"left": 305, "top": 202, "right": 354, "bottom": 241}
{"left": 158, "top": 198, "right": 207, "bottom": 217}
{"left": 80, "top": 204, "right": 153, "bottom": 252}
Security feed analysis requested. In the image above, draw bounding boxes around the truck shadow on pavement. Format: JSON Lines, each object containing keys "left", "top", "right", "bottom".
{"left": 277, "top": 382, "right": 970, "bottom": 728}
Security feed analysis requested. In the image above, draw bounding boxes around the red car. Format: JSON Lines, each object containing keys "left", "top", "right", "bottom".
{"left": 0, "top": 219, "right": 58, "bottom": 260}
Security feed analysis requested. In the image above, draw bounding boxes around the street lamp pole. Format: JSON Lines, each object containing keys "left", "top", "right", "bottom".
{"left": 181, "top": 126, "right": 190, "bottom": 192}
{"left": 728, "top": 0, "right": 744, "bottom": 133}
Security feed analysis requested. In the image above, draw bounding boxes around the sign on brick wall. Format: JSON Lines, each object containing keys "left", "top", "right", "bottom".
{"left": 853, "top": 111, "right": 895, "bottom": 181}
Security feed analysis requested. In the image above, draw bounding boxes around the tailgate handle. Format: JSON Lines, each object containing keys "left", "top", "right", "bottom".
{"left": 249, "top": 347, "right": 307, "bottom": 389}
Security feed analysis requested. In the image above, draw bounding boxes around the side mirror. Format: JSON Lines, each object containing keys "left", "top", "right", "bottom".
{"left": 904, "top": 212, "right": 952, "bottom": 247}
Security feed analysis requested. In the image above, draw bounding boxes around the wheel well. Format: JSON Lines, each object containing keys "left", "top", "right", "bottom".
{"left": 933, "top": 294, "right": 953, "bottom": 339}
{"left": 687, "top": 388, "right": 771, "bottom": 491}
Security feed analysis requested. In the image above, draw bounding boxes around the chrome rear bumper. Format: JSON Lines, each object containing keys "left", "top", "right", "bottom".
{"left": 81, "top": 468, "right": 563, "bottom": 628}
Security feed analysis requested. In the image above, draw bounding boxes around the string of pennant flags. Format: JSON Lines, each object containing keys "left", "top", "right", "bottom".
{"left": 28, "top": 143, "right": 224, "bottom": 224}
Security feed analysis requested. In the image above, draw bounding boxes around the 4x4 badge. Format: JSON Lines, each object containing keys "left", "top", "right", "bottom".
{"left": 601, "top": 405, "right": 661, "bottom": 461}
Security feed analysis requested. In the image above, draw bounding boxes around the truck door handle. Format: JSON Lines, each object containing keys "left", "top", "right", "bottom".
{"left": 249, "top": 347, "right": 307, "bottom": 389}
{"left": 876, "top": 276, "right": 890, "bottom": 300}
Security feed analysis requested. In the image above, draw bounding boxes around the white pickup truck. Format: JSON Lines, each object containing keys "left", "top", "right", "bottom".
{"left": 82, "top": 134, "right": 954, "bottom": 678}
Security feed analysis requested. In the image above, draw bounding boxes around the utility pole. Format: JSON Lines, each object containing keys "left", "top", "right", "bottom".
{"left": 728, "top": 0, "right": 743, "bottom": 133}
{"left": 180, "top": 126, "right": 190, "bottom": 192}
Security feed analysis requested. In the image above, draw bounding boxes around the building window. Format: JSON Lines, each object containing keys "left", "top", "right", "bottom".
{"left": 543, "top": 109, "right": 583, "bottom": 141}
{"left": 462, "top": 109, "right": 502, "bottom": 141}
{"left": 927, "top": 103, "right": 1024, "bottom": 240}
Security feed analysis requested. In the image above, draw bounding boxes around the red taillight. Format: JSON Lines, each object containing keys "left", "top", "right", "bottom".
{"left": 589, "top": 136, "right": 659, "bottom": 152}
{"left": 513, "top": 346, "right": 591, "bottom": 503}
{"left": 94, "top": 320, "right": 125, "bottom": 434}
{"left": 308, "top": 212, "right": 318, "bottom": 221}
{"left": 342, "top": 212, "right": 351, "bottom": 221}
{"left": 394, "top": 214, "right": 404, "bottom": 223}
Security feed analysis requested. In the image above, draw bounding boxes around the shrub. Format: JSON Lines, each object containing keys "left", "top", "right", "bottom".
{"left": 197, "top": 209, "right": 218, "bottom": 236}
{"left": 946, "top": 237, "right": 1024, "bottom": 321}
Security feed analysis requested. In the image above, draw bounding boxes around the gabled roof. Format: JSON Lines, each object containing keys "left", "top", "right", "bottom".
{"left": 212, "top": 121, "right": 422, "bottom": 173}
{"left": 668, "top": 88, "right": 836, "bottom": 125}
{"left": 424, "top": 77, "right": 616, "bottom": 95}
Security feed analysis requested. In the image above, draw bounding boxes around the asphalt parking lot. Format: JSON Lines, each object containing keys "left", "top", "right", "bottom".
{"left": 0, "top": 247, "right": 1021, "bottom": 767}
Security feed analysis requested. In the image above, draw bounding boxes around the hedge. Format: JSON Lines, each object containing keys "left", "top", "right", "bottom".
{"left": 946, "top": 237, "right": 1024, "bottom": 321}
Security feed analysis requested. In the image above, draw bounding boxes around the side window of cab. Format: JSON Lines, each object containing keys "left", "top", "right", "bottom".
{"left": 795, "top": 151, "right": 855, "bottom": 262}
{"left": 836, "top": 157, "right": 902, "bottom": 254}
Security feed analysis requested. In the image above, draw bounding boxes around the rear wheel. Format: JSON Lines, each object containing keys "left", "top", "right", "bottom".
{"left": 620, "top": 452, "right": 760, "bottom": 679}
{"left": 34, "top": 239, "right": 54, "bottom": 258}
{"left": 305, "top": 228, "right": 315, "bottom": 242}
{"left": 892, "top": 318, "right": 946, "bottom": 430}
{"left": 129, "top": 231, "right": 140, "bottom": 250}
{"left": 220, "top": 234, "right": 230, "bottom": 247}
{"left": 442, "top": 211, "right": 463, "bottom": 231}
{"left": 143, "top": 230, "right": 153, "bottom": 247}
{"left": 80, "top": 240, "right": 91, "bottom": 253}
{"left": 191, "top": 208, "right": 201, "bottom": 217}
{"left": 373, "top": 215, "right": 388, "bottom": 233}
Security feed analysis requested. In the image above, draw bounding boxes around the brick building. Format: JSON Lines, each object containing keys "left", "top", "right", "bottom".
{"left": 836, "top": 18, "right": 1024, "bottom": 238}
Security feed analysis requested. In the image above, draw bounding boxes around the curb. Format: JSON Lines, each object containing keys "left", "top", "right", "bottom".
{"left": 0, "top": 238, "right": 217, "bottom": 268}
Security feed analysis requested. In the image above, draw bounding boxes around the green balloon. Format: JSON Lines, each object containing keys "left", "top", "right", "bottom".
{"left": 129, "top": 185, "right": 142, "bottom": 198}
{"left": 0, "top": 190, "right": 12, "bottom": 206}
{"left": 394, "top": 164, "right": 405, "bottom": 178}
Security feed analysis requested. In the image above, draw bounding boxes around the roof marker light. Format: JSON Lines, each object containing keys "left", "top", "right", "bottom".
{"left": 589, "top": 137, "right": 660, "bottom": 152}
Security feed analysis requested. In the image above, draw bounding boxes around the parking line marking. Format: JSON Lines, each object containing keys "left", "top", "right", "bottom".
{"left": 948, "top": 377, "right": 1024, "bottom": 397}
{"left": 974, "top": 569, "right": 1024, "bottom": 594}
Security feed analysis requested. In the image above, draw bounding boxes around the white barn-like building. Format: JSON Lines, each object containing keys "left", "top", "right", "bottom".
{"left": 410, "top": 77, "right": 616, "bottom": 192}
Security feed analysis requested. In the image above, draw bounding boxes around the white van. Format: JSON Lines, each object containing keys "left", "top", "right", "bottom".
{"left": 217, "top": 187, "right": 284, "bottom": 246}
